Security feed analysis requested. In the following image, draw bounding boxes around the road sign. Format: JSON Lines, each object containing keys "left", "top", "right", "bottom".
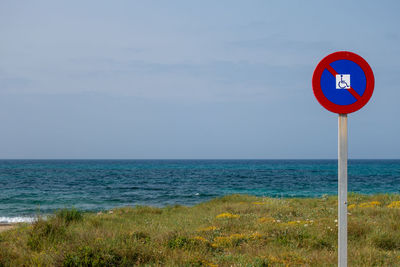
{"left": 312, "top": 51, "right": 374, "bottom": 114}
{"left": 312, "top": 51, "right": 375, "bottom": 267}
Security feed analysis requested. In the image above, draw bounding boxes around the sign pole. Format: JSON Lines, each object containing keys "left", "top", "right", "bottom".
{"left": 338, "top": 113, "right": 348, "bottom": 267}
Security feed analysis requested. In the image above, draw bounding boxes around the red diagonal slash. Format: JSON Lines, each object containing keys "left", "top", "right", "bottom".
{"left": 325, "top": 64, "right": 361, "bottom": 100}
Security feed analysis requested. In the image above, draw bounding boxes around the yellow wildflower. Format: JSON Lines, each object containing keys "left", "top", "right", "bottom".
{"left": 211, "top": 233, "right": 247, "bottom": 248}
{"left": 250, "top": 232, "right": 263, "bottom": 239}
{"left": 387, "top": 201, "right": 400, "bottom": 208}
{"left": 348, "top": 204, "right": 356, "bottom": 210}
{"left": 230, "top": 233, "right": 246, "bottom": 239}
{"left": 359, "top": 201, "right": 381, "bottom": 208}
{"left": 201, "top": 260, "right": 218, "bottom": 267}
{"left": 268, "top": 256, "right": 286, "bottom": 264}
{"left": 216, "top": 212, "right": 240, "bottom": 219}
{"left": 193, "top": 236, "right": 207, "bottom": 242}
{"left": 211, "top": 236, "right": 230, "bottom": 248}
{"left": 252, "top": 202, "right": 265, "bottom": 205}
{"left": 258, "top": 217, "right": 275, "bottom": 223}
{"left": 197, "top": 226, "right": 218, "bottom": 232}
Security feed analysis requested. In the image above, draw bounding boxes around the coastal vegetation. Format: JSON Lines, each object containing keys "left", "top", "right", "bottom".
{"left": 1, "top": 194, "right": 400, "bottom": 266}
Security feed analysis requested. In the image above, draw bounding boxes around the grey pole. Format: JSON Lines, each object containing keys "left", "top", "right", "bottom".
{"left": 338, "top": 114, "right": 348, "bottom": 267}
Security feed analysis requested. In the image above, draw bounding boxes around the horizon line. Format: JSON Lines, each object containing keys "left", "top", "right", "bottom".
{"left": 0, "top": 158, "right": 398, "bottom": 161}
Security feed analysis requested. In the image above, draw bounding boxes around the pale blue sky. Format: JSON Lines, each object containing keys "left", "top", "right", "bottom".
{"left": 0, "top": 0, "right": 399, "bottom": 159}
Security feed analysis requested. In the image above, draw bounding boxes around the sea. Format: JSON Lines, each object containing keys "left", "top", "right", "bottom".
{"left": 1, "top": 159, "right": 399, "bottom": 224}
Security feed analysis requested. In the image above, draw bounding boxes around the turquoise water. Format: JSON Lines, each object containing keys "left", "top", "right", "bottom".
{"left": 1, "top": 160, "right": 399, "bottom": 223}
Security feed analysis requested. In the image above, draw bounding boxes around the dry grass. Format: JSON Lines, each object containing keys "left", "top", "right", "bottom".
{"left": 1, "top": 194, "right": 400, "bottom": 266}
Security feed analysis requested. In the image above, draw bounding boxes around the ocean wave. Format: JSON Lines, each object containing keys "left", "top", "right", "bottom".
{"left": 0, "top": 216, "right": 36, "bottom": 224}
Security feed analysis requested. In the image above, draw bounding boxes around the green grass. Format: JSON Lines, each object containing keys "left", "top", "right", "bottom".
{"left": 1, "top": 194, "right": 400, "bottom": 266}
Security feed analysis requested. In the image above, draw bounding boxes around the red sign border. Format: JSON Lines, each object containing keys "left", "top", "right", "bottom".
{"left": 312, "top": 51, "right": 375, "bottom": 114}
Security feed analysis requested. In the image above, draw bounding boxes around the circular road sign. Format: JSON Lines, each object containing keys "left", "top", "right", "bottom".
{"left": 312, "top": 51, "right": 374, "bottom": 114}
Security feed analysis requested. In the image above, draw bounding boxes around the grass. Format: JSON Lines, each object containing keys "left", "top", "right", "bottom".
{"left": 1, "top": 194, "right": 400, "bottom": 266}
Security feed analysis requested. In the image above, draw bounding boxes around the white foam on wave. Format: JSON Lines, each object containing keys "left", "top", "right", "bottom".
{"left": 0, "top": 216, "right": 36, "bottom": 224}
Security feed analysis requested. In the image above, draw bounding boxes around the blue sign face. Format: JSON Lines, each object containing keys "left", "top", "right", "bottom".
{"left": 320, "top": 59, "right": 367, "bottom": 106}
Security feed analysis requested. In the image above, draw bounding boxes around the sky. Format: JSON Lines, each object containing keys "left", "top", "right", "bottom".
{"left": 0, "top": 0, "right": 399, "bottom": 159}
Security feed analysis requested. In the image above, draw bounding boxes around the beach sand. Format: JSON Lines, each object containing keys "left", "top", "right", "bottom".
{"left": 0, "top": 224, "right": 14, "bottom": 232}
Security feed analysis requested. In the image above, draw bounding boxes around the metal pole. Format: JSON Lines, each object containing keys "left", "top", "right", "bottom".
{"left": 338, "top": 114, "right": 348, "bottom": 267}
